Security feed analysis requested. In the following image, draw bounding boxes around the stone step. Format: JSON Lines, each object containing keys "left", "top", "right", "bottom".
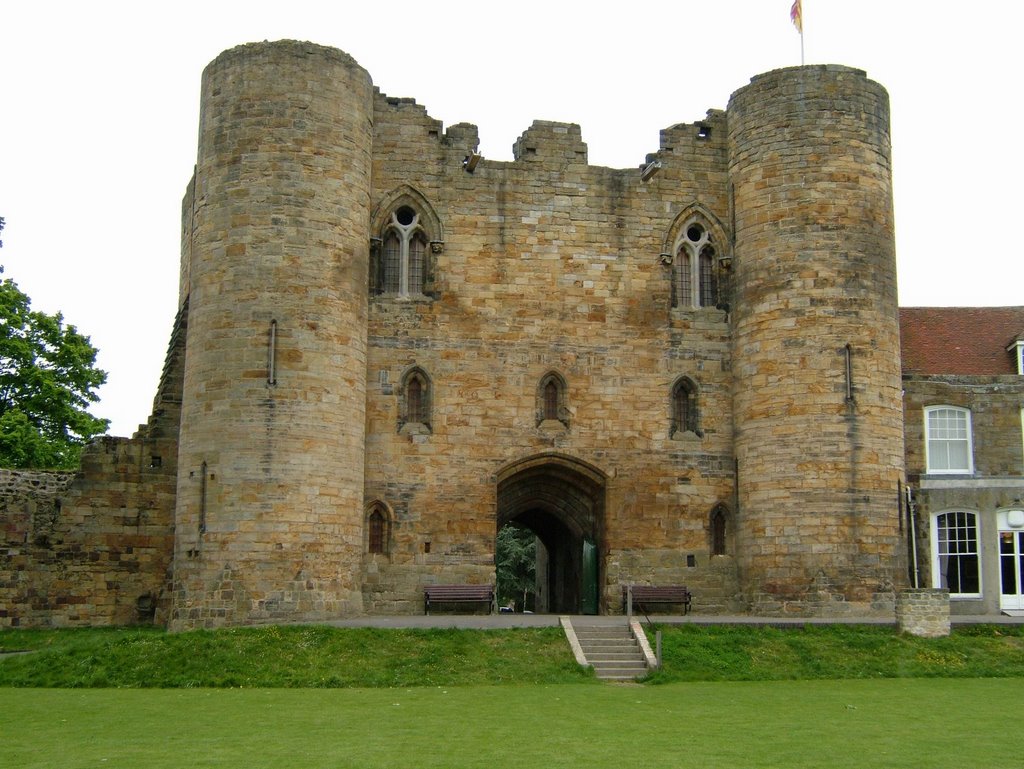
{"left": 585, "top": 651, "right": 638, "bottom": 663}
{"left": 569, "top": 621, "right": 650, "bottom": 680}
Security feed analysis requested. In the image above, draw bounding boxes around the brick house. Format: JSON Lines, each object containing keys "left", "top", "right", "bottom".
{"left": 901, "top": 307, "right": 1024, "bottom": 615}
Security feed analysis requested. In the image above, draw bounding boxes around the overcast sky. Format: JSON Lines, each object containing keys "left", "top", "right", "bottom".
{"left": 1, "top": 0, "right": 1021, "bottom": 437}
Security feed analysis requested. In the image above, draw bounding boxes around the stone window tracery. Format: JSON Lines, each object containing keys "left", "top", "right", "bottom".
{"left": 673, "top": 220, "right": 718, "bottom": 309}
{"left": 379, "top": 205, "right": 428, "bottom": 298}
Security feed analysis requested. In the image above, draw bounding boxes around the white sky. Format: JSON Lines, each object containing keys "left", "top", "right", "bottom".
{"left": 1, "top": 0, "right": 1021, "bottom": 437}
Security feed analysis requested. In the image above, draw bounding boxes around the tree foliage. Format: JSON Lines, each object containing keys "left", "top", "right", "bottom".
{"left": 496, "top": 523, "right": 537, "bottom": 610}
{"left": 0, "top": 270, "right": 109, "bottom": 468}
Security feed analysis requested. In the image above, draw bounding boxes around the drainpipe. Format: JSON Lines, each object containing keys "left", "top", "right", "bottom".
{"left": 906, "top": 486, "right": 920, "bottom": 589}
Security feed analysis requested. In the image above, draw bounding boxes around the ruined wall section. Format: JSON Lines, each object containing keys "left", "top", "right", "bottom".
{"left": 1, "top": 298, "right": 186, "bottom": 628}
{"left": 363, "top": 95, "right": 739, "bottom": 612}
{"left": 0, "top": 435, "right": 177, "bottom": 627}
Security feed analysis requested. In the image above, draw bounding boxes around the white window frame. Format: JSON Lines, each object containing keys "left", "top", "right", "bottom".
{"left": 924, "top": 405, "right": 974, "bottom": 475}
{"left": 930, "top": 510, "right": 982, "bottom": 598}
{"left": 1008, "top": 341, "right": 1024, "bottom": 375}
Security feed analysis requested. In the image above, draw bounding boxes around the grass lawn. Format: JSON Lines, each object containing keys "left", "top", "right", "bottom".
{"left": 2, "top": 678, "right": 1020, "bottom": 768}
{"left": 0, "top": 625, "right": 590, "bottom": 688}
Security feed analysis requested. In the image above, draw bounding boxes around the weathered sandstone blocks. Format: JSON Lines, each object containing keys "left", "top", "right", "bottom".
{"left": 172, "top": 42, "right": 374, "bottom": 629}
{"left": 728, "top": 66, "right": 905, "bottom": 610}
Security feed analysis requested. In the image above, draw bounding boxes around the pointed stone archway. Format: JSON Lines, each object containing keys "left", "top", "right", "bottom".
{"left": 496, "top": 454, "right": 607, "bottom": 614}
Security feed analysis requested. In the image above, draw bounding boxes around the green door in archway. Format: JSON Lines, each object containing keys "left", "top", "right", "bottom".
{"left": 581, "top": 538, "right": 598, "bottom": 615}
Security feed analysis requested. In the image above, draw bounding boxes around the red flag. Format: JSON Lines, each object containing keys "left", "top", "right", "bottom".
{"left": 790, "top": 0, "right": 803, "bottom": 33}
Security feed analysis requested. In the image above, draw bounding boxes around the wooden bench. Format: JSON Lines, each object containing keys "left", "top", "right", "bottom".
{"left": 622, "top": 584, "right": 692, "bottom": 615}
{"left": 423, "top": 584, "right": 494, "bottom": 615}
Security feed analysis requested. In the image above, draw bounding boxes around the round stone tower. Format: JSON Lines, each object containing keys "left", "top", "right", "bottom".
{"left": 170, "top": 42, "right": 373, "bottom": 629}
{"left": 727, "top": 65, "right": 906, "bottom": 614}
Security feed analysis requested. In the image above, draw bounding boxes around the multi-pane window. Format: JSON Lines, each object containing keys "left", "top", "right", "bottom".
{"left": 381, "top": 206, "right": 427, "bottom": 297}
{"left": 675, "top": 252, "right": 692, "bottom": 307}
{"left": 932, "top": 511, "right": 980, "bottom": 596}
{"left": 674, "top": 221, "right": 717, "bottom": 309}
{"left": 543, "top": 380, "right": 559, "bottom": 421}
{"left": 402, "top": 369, "right": 430, "bottom": 429}
{"left": 671, "top": 378, "right": 698, "bottom": 436}
{"left": 699, "top": 247, "right": 717, "bottom": 307}
{"left": 924, "top": 406, "right": 973, "bottom": 474}
{"left": 383, "top": 233, "right": 402, "bottom": 294}
{"left": 368, "top": 509, "right": 386, "bottom": 554}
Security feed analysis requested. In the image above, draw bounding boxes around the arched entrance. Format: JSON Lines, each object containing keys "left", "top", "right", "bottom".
{"left": 496, "top": 454, "right": 606, "bottom": 614}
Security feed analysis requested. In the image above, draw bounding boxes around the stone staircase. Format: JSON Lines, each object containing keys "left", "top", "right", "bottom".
{"left": 571, "top": 622, "right": 649, "bottom": 681}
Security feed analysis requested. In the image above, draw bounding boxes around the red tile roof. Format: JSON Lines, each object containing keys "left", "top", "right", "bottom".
{"left": 900, "top": 307, "right": 1024, "bottom": 376}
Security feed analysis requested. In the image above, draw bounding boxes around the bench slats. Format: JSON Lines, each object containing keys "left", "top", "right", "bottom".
{"left": 622, "top": 584, "right": 692, "bottom": 615}
{"left": 424, "top": 584, "right": 494, "bottom": 614}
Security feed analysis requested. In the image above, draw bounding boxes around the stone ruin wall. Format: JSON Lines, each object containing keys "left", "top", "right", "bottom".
{"left": 0, "top": 437, "right": 177, "bottom": 628}
{"left": 0, "top": 300, "right": 186, "bottom": 628}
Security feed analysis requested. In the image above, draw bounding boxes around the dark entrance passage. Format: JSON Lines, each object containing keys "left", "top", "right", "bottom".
{"left": 496, "top": 454, "right": 606, "bottom": 614}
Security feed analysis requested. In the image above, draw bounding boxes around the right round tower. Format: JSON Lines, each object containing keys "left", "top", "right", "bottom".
{"left": 728, "top": 65, "right": 906, "bottom": 614}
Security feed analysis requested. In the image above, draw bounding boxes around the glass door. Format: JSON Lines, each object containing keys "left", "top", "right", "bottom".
{"left": 999, "top": 530, "right": 1024, "bottom": 612}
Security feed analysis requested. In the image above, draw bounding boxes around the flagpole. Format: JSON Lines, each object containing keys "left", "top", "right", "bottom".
{"left": 791, "top": 0, "right": 804, "bottom": 65}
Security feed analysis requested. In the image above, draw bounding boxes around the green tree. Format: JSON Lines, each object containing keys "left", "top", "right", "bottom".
{"left": 496, "top": 523, "right": 537, "bottom": 611}
{"left": 0, "top": 268, "right": 109, "bottom": 468}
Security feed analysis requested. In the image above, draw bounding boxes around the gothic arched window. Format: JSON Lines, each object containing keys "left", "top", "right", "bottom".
{"left": 368, "top": 510, "right": 385, "bottom": 554}
{"left": 537, "top": 371, "right": 569, "bottom": 427}
{"left": 710, "top": 505, "right": 728, "bottom": 556}
{"left": 674, "top": 220, "right": 718, "bottom": 309}
{"left": 379, "top": 205, "right": 429, "bottom": 298}
{"left": 400, "top": 367, "right": 431, "bottom": 433}
{"left": 366, "top": 503, "right": 391, "bottom": 556}
{"left": 671, "top": 377, "right": 699, "bottom": 438}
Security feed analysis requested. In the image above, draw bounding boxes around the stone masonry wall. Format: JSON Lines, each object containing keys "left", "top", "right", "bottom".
{"left": 171, "top": 42, "right": 374, "bottom": 629}
{"left": 363, "top": 91, "right": 738, "bottom": 613}
{"left": 0, "top": 436, "right": 177, "bottom": 628}
{"left": 896, "top": 588, "right": 950, "bottom": 637}
{"left": 728, "top": 66, "right": 906, "bottom": 615}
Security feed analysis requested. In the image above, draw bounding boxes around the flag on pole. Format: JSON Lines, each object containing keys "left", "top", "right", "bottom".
{"left": 790, "top": 0, "right": 803, "bottom": 33}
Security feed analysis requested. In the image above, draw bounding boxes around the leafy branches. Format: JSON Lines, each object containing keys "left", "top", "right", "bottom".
{"left": 0, "top": 271, "right": 108, "bottom": 468}
{"left": 496, "top": 524, "right": 537, "bottom": 610}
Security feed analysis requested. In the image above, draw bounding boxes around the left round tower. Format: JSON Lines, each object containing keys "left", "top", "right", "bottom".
{"left": 170, "top": 42, "right": 373, "bottom": 629}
